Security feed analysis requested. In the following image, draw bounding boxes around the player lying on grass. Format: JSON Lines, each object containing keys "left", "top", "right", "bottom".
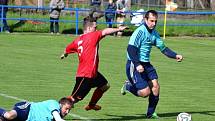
{"left": 0, "top": 97, "right": 73, "bottom": 121}
{"left": 60, "top": 16, "right": 127, "bottom": 111}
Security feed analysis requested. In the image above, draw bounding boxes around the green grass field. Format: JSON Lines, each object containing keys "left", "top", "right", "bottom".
{"left": 0, "top": 33, "right": 215, "bottom": 121}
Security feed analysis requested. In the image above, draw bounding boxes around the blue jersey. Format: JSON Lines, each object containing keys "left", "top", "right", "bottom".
{"left": 127, "top": 24, "right": 166, "bottom": 62}
{"left": 26, "top": 100, "right": 60, "bottom": 121}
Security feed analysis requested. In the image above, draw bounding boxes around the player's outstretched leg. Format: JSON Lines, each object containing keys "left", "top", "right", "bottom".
{"left": 146, "top": 93, "right": 160, "bottom": 119}
{"left": 85, "top": 84, "right": 110, "bottom": 111}
{"left": 84, "top": 87, "right": 103, "bottom": 111}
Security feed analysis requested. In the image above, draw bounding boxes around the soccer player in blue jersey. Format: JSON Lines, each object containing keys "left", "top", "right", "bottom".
{"left": 121, "top": 10, "right": 183, "bottom": 119}
{"left": 0, "top": 97, "right": 73, "bottom": 121}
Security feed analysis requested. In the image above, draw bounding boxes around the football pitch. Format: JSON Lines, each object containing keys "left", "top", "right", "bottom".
{"left": 0, "top": 34, "right": 215, "bottom": 121}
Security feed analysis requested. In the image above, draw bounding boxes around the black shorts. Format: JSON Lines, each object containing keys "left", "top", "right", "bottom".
{"left": 71, "top": 72, "right": 108, "bottom": 101}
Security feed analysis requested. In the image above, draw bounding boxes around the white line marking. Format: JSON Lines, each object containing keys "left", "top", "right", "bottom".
{"left": 0, "top": 93, "right": 26, "bottom": 101}
{"left": 0, "top": 92, "right": 92, "bottom": 121}
{"left": 68, "top": 113, "right": 92, "bottom": 120}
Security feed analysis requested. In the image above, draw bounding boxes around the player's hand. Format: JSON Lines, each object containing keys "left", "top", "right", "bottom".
{"left": 136, "top": 65, "right": 144, "bottom": 73}
{"left": 60, "top": 53, "right": 68, "bottom": 59}
{"left": 118, "top": 26, "right": 129, "bottom": 31}
{"left": 176, "top": 55, "right": 183, "bottom": 62}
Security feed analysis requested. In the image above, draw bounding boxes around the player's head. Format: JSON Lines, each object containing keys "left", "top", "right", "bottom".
{"left": 144, "top": 10, "right": 158, "bottom": 29}
{"left": 108, "top": 0, "right": 113, "bottom": 3}
{"left": 83, "top": 16, "right": 97, "bottom": 33}
{"left": 59, "top": 97, "right": 73, "bottom": 118}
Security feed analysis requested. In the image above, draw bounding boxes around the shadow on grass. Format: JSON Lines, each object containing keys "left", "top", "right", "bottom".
{"left": 10, "top": 20, "right": 26, "bottom": 32}
{"left": 62, "top": 28, "right": 83, "bottom": 35}
{"left": 86, "top": 110, "right": 215, "bottom": 120}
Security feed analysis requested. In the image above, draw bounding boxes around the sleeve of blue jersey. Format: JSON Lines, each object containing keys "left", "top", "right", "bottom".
{"left": 127, "top": 45, "right": 140, "bottom": 67}
{"left": 162, "top": 47, "right": 177, "bottom": 59}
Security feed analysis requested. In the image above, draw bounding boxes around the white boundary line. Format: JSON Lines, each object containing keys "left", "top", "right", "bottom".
{"left": 0, "top": 93, "right": 27, "bottom": 102}
{"left": 0, "top": 93, "right": 92, "bottom": 121}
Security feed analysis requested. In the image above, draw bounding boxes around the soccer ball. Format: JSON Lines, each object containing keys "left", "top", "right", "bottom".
{"left": 177, "top": 112, "right": 192, "bottom": 121}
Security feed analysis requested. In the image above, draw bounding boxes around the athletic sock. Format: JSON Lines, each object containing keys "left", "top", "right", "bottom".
{"left": 126, "top": 83, "right": 138, "bottom": 96}
{"left": 89, "top": 88, "right": 104, "bottom": 106}
{"left": 0, "top": 108, "right": 6, "bottom": 117}
{"left": 146, "top": 94, "right": 159, "bottom": 117}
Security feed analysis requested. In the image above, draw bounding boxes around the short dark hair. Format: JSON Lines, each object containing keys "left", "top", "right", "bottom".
{"left": 59, "top": 97, "right": 73, "bottom": 106}
{"left": 145, "top": 10, "right": 158, "bottom": 19}
{"left": 83, "top": 16, "right": 97, "bottom": 23}
{"left": 83, "top": 16, "right": 97, "bottom": 30}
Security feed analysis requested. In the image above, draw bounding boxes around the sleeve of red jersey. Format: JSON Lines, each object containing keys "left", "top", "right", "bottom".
{"left": 92, "top": 30, "right": 103, "bottom": 43}
{"left": 65, "top": 40, "right": 78, "bottom": 54}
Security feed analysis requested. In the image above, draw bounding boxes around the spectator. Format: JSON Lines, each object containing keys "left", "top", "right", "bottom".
{"left": 116, "top": 0, "right": 127, "bottom": 36}
{"left": 49, "top": 0, "right": 65, "bottom": 35}
{"left": 105, "top": 0, "right": 116, "bottom": 28}
{"left": 89, "top": 0, "right": 104, "bottom": 18}
{"left": 130, "top": 9, "right": 144, "bottom": 27}
{"left": 0, "top": 0, "right": 11, "bottom": 33}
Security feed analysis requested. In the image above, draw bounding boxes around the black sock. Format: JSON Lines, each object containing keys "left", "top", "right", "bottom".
{"left": 146, "top": 94, "right": 159, "bottom": 117}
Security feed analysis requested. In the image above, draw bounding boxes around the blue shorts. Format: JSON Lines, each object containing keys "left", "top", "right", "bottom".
{"left": 13, "top": 101, "right": 31, "bottom": 121}
{"left": 126, "top": 60, "right": 158, "bottom": 90}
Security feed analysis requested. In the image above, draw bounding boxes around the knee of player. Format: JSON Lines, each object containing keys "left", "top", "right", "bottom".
{"left": 100, "top": 83, "right": 110, "bottom": 92}
{"left": 153, "top": 82, "right": 160, "bottom": 90}
{"left": 137, "top": 88, "right": 151, "bottom": 98}
{"left": 152, "top": 84, "right": 160, "bottom": 96}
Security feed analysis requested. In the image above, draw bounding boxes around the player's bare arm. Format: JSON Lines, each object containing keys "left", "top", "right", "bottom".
{"left": 102, "top": 26, "right": 128, "bottom": 36}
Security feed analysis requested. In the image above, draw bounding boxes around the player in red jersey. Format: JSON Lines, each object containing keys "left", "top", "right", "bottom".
{"left": 60, "top": 16, "right": 127, "bottom": 111}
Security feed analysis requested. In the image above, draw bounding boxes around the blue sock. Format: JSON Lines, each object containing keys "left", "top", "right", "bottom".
{"left": 0, "top": 108, "right": 6, "bottom": 117}
{"left": 126, "top": 83, "right": 138, "bottom": 96}
{"left": 146, "top": 94, "right": 159, "bottom": 117}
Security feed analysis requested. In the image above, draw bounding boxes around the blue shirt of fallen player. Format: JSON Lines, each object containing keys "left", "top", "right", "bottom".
{"left": 127, "top": 22, "right": 165, "bottom": 63}
{"left": 27, "top": 100, "right": 60, "bottom": 121}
